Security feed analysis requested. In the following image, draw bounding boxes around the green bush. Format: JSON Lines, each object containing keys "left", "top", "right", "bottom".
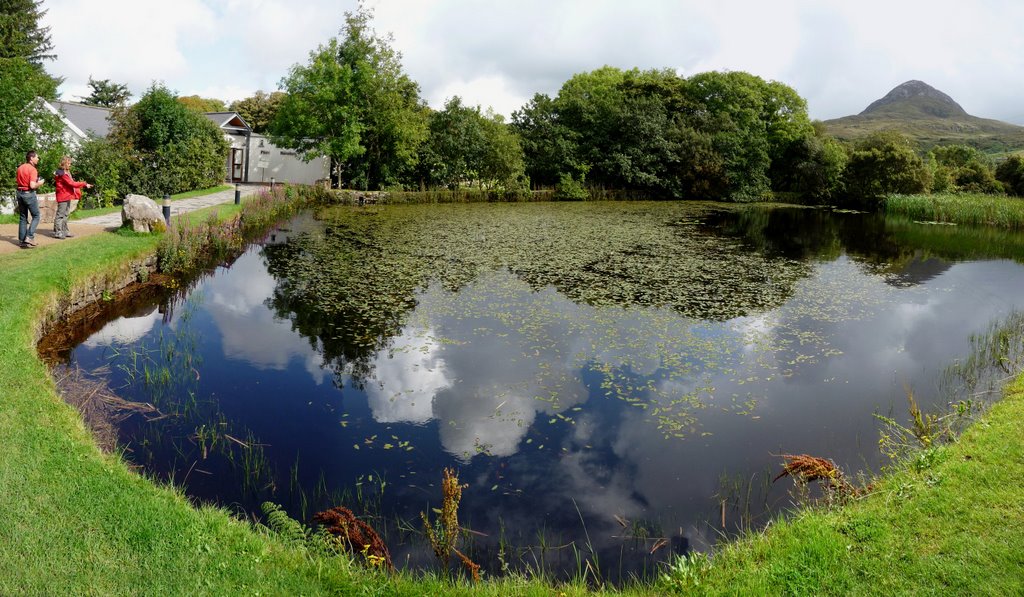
{"left": 108, "top": 84, "right": 228, "bottom": 197}
{"left": 996, "top": 154, "right": 1024, "bottom": 197}
{"left": 553, "top": 172, "right": 588, "bottom": 200}
{"left": 843, "top": 132, "right": 930, "bottom": 203}
{"left": 72, "top": 137, "right": 126, "bottom": 207}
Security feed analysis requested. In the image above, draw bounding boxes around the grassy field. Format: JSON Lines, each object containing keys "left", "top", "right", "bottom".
{"left": 887, "top": 192, "right": 1024, "bottom": 229}
{"left": 1, "top": 193, "right": 1022, "bottom": 594}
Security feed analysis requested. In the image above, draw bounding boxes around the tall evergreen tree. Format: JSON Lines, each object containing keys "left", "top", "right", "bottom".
{"left": 0, "top": 0, "right": 58, "bottom": 82}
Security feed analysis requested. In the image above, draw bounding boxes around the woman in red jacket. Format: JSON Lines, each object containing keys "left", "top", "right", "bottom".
{"left": 53, "top": 155, "right": 92, "bottom": 239}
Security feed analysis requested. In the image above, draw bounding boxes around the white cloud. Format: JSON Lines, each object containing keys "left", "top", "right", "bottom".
{"left": 364, "top": 328, "right": 452, "bottom": 424}
{"left": 202, "top": 250, "right": 329, "bottom": 384}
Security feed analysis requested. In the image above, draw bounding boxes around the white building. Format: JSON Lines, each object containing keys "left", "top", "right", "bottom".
{"left": 47, "top": 101, "right": 329, "bottom": 186}
{"left": 202, "top": 112, "right": 328, "bottom": 185}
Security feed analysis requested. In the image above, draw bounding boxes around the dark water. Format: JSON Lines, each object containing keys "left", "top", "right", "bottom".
{"left": 64, "top": 203, "right": 1024, "bottom": 581}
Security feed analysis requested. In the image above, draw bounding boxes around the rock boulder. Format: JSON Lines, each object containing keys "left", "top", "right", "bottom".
{"left": 122, "top": 194, "right": 163, "bottom": 233}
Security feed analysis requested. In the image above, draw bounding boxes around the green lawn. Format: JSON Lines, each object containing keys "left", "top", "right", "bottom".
{"left": 1, "top": 196, "right": 1022, "bottom": 595}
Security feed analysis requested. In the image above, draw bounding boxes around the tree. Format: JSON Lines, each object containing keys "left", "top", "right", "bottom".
{"left": 685, "top": 71, "right": 814, "bottom": 201}
{"left": 511, "top": 93, "right": 579, "bottom": 187}
{"left": 107, "top": 83, "right": 228, "bottom": 196}
{"left": 995, "top": 154, "right": 1024, "bottom": 196}
{"left": 270, "top": 6, "right": 426, "bottom": 189}
{"left": 81, "top": 76, "right": 131, "bottom": 107}
{"left": 478, "top": 110, "right": 527, "bottom": 192}
{"left": 418, "top": 97, "right": 526, "bottom": 191}
{"left": 843, "top": 132, "right": 930, "bottom": 202}
{"left": 229, "top": 90, "right": 285, "bottom": 133}
{"left": 929, "top": 144, "right": 1001, "bottom": 194}
{"left": 513, "top": 67, "right": 815, "bottom": 200}
{"left": 0, "top": 57, "right": 66, "bottom": 193}
{"left": 0, "top": 0, "right": 55, "bottom": 72}
{"left": 177, "top": 95, "right": 227, "bottom": 113}
{"left": 418, "top": 97, "right": 482, "bottom": 188}
{"left": 775, "top": 122, "right": 847, "bottom": 202}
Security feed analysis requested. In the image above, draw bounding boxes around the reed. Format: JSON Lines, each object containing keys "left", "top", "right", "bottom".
{"left": 886, "top": 192, "right": 1024, "bottom": 229}
{"left": 157, "top": 184, "right": 324, "bottom": 276}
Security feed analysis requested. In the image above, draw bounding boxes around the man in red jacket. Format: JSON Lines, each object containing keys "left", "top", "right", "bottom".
{"left": 53, "top": 155, "right": 92, "bottom": 239}
{"left": 15, "top": 150, "right": 45, "bottom": 248}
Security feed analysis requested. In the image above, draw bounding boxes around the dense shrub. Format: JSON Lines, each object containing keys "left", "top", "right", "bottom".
{"left": 929, "top": 144, "right": 1002, "bottom": 194}
{"left": 842, "top": 132, "right": 930, "bottom": 203}
{"left": 108, "top": 84, "right": 228, "bottom": 198}
{"left": 995, "top": 155, "right": 1024, "bottom": 197}
{"left": 553, "top": 172, "right": 588, "bottom": 200}
{"left": 72, "top": 137, "right": 127, "bottom": 208}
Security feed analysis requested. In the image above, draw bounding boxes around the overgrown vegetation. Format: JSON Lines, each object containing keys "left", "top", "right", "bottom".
{"left": 886, "top": 192, "right": 1024, "bottom": 229}
{"left": 157, "top": 184, "right": 330, "bottom": 276}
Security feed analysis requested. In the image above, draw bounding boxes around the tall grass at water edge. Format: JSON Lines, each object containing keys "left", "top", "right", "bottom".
{"left": 157, "top": 184, "right": 329, "bottom": 275}
{"left": 336, "top": 187, "right": 664, "bottom": 204}
{"left": 886, "top": 192, "right": 1024, "bottom": 229}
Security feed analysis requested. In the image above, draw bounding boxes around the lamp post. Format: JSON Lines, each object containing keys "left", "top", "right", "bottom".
{"left": 270, "top": 177, "right": 275, "bottom": 190}
{"left": 234, "top": 183, "right": 240, "bottom": 205}
{"left": 162, "top": 194, "right": 170, "bottom": 225}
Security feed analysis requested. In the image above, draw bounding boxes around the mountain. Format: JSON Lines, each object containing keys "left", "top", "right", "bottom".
{"left": 822, "top": 80, "right": 1024, "bottom": 154}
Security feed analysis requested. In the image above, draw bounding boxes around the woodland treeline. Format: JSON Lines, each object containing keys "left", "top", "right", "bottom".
{"left": 5, "top": 3, "right": 1024, "bottom": 204}
{"left": 258, "top": 8, "right": 1024, "bottom": 202}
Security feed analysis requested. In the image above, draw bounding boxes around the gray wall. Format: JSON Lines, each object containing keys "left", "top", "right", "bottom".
{"left": 247, "top": 135, "right": 329, "bottom": 185}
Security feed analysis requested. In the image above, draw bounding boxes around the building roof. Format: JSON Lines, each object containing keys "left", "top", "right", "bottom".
{"left": 50, "top": 100, "right": 113, "bottom": 138}
{"left": 45, "top": 103, "right": 251, "bottom": 142}
{"left": 204, "top": 112, "right": 251, "bottom": 133}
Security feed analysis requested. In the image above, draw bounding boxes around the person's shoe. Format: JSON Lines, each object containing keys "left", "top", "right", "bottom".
{"left": 64, "top": 232, "right": 74, "bottom": 238}
{"left": 24, "top": 238, "right": 37, "bottom": 247}
{"left": 54, "top": 234, "right": 65, "bottom": 240}
{"left": 20, "top": 241, "right": 34, "bottom": 249}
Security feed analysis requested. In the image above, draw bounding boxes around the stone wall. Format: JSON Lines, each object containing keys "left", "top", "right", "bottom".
{"left": 0, "top": 192, "right": 78, "bottom": 222}
{"left": 35, "top": 253, "right": 159, "bottom": 344}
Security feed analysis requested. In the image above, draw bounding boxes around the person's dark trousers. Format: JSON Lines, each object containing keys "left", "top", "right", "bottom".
{"left": 16, "top": 190, "right": 40, "bottom": 243}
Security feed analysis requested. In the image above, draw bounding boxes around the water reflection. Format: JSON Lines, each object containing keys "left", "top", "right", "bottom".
{"left": 365, "top": 328, "right": 450, "bottom": 424}
{"left": 82, "top": 306, "right": 162, "bottom": 347}
{"left": 202, "top": 249, "right": 328, "bottom": 383}
{"left": 63, "top": 203, "right": 1024, "bottom": 583}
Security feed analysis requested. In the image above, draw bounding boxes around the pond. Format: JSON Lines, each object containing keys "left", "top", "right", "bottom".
{"left": 56, "top": 201, "right": 1024, "bottom": 582}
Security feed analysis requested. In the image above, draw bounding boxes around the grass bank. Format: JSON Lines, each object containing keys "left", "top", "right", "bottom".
{"left": 2, "top": 191, "right": 1022, "bottom": 594}
{"left": 886, "top": 192, "right": 1024, "bottom": 229}
{"left": 675, "top": 381, "right": 1024, "bottom": 595}
{"left": 0, "top": 214, "right": 364, "bottom": 594}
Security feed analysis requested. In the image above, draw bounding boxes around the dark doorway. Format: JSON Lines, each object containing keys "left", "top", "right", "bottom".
{"left": 230, "top": 148, "right": 245, "bottom": 182}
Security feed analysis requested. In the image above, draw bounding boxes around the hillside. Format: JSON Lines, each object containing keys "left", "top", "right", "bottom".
{"left": 822, "top": 80, "right": 1024, "bottom": 154}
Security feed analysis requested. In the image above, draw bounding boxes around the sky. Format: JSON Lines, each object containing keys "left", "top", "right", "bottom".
{"left": 41, "top": 0, "right": 1024, "bottom": 124}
